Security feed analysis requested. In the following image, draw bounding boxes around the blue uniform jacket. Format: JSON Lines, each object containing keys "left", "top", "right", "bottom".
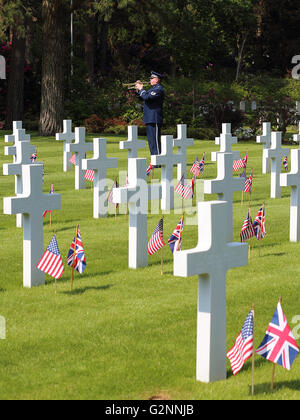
{"left": 138, "top": 84, "right": 164, "bottom": 124}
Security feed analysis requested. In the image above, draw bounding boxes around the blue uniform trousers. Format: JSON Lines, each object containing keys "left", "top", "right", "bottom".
{"left": 146, "top": 123, "right": 161, "bottom": 155}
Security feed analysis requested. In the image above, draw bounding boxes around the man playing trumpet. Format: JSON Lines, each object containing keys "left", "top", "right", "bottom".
{"left": 135, "top": 71, "right": 165, "bottom": 156}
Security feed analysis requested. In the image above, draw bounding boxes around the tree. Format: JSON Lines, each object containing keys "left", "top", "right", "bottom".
{"left": 39, "top": 0, "right": 69, "bottom": 136}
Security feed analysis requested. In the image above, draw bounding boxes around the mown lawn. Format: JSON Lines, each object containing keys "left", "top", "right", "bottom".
{"left": 0, "top": 128, "right": 300, "bottom": 400}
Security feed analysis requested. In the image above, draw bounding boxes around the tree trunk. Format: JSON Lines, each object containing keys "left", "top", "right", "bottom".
{"left": 39, "top": 0, "right": 67, "bottom": 136}
{"left": 84, "top": 12, "right": 95, "bottom": 84}
{"left": 5, "top": 30, "right": 26, "bottom": 129}
{"left": 235, "top": 33, "right": 248, "bottom": 82}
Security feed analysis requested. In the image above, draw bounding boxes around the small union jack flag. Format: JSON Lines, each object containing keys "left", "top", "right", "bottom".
{"left": 67, "top": 227, "right": 86, "bottom": 274}
{"left": 199, "top": 152, "right": 205, "bottom": 174}
{"left": 168, "top": 216, "right": 184, "bottom": 254}
{"left": 30, "top": 151, "right": 37, "bottom": 163}
{"left": 146, "top": 163, "right": 154, "bottom": 177}
{"left": 283, "top": 156, "right": 288, "bottom": 171}
{"left": 252, "top": 205, "right": 266, "bottom": 240}
{"left": 256, "top": 302, "right": 299, "bottom": 370}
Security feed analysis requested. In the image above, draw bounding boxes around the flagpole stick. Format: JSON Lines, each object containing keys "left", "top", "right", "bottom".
{"left": 70, "top": 225, "right": 79, "bottom": 292}
{"left": 176, "top": 213, "right": 184, "bottom": 252}
{"left": 271, "top": 363, "right": 276, "bottom": 391}
{"left": 251, "top": 303, "right": 255, "bottom": 396}
{"left": 50, "top": 211, "right": 52, "bottom": 229}
{"left": 161, "top": 216, "right": 164, "bottom": 275}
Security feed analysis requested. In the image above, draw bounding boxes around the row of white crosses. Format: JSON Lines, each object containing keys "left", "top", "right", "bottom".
{"left": 256, "top": 123, "right": 300, "bottom": 242}
{"left": 3, "top": 124, "right": 61, "bottom": 288}
{"left": 56, "top": 121, "right": 196, "bottom": 217}
{"left": 174, "top": 122, "right": 248, "bottom": 383}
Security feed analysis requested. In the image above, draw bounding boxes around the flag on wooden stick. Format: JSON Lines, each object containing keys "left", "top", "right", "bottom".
{"left": 190, "top": 156, "right": 200, "bottom": 177}
{"left": 233, "top": 151, "right": 248, "bottom": 172}
{"left": 84, "top": 169, "right": 95, "bottom": 182}
{"left": 36, "top": 234, "right": 64, "bottom": 280}
{"left": 67, "top": 227, "right": 86, "bottom": 274}
{"left": 256, "top": 301, "right": 299, "bottom": 371}
{"left": 147, "top": 218, "right": 165, "bottom": 256}
{"left": 253, "top": 204, "right": 266, "bottom": 240}
{"left": 227, "top": 309, "right": 254, "bottom": 376}
{"left": 244, "top": 169, "right": 253, "bottom": 193}
{"left": 168, "top": 215, "right": 184, "bottom": 254}
{"left": 240, "top": 209, "right": 255, "bottom": 242}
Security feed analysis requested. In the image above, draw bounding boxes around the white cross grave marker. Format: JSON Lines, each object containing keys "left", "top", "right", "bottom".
{"left": 56, "top": 120, "right": 75, "bottom": 172}
{"left": 66, "top": 127, "right": 93, "bottom": 190}
{"left": 0, "top": 55, "right": 6, "bottom": 79}
{"left": 211, "top": 123, "right": 240, "bottom": 162}
{"left": 3, "top": 133, "right": 37, "bottom": 228}
{"left": 174, "top": 200, "right": 248, "bottom": 383}
{"left": 119, "top": 126, "right": 146, "bottom": 159}
{"left": 173, "top": 124, "right": 194, "bottom": 180}
{"left": 3, "top": 164, "right": 61, "bottom": 288}
{"left": 5, "top": 124, "right": 29, "bottom": 161}
{"left": 256, "top": 122, "right": 271, "bottom": 173}
{"left": 293, "top": 122, "right": 300, "bottom": 145}
{"left": 113, "top": 158, "right": 161, "bottom": 269}
{"left": 204, "top": 152, "right": 244, "bottom": 242}
{"left": 280, "top": 148, "right": 300, "bottom": 242}
{"left": 264, "top": 132, "right": 289, "bottom": 198}
{"left": 151, "top": 135, "right": 184, "bottom": 211}
{"left": 82, "top": 138, "right": 118, "bottom": 218}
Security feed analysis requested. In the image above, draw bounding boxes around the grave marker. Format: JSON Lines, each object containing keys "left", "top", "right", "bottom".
{"left": 113, "top": 158, "right": 161, "bottom": 268}
{"left": 66, "top": 127, "right": 93, "bottom": 189}
{"left": 174, "top": 200, "right": 248, "bottom": 383}
{"left": 173, "top": 124, "right": 194, "bottom": 180}
{"left": 204, "top": 152, "right": 244, "bottom": 242}
{"left": 280, "top": 148, "right": 300, "bottom": 242}
{"left": 56, "top": 120, "right": 75, "bottom": 172}
{"left": 120, "top": 126, "right": 146, "bottom": 159}
{"left": 151, "top": 135, "right": 184, "bottom": 211}
{"left": 256, "top": 122, "right": 271, "bottom": 173}
{"left": 3, "top": 164, "right": 61, "bottom": 288}
{"left": 264, "top": 132, "right": 289, "bottom": 198}
{"left": 82, "top": 138, "right": 118, "bottom": 218}
{"left": 211, "top": 123, "right": 240, "bottom": 162}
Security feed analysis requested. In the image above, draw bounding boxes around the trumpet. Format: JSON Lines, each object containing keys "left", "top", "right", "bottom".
{"left": 122, "top": 81, "right": 150, "bottom": 90}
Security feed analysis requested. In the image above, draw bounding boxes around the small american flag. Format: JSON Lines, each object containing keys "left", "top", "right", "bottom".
{"left": 233, "top": 152, "right": 248, "bottom": 172}
{"left": 244, "top": 169, "right": 253, "bottom": 193}
{"left": 147, "top": 218, "right": 165, "bottom": 255}
{"left": 283, "top": 156, "right": 288, "bottom": 171}
{"left": 69, "top": 154, "right": 76, "bottom": 165}
{"left": 175, "top": 175, "right": 193, "bottom": 199}
{"left": 43, "top": 184, "right": 54, "bottom": 218}
{"left": 190, "top": 156, "right": 200, "bottom": 177}
{"left": 240, "top": 209, "right": 255, "bottom": 242}
{"left": 84, "top": 169, "right": 95, "bottom": 182}
{"left": 36, "top": 234, "right": 64, "bottom": 279}
{"left": 256, "top": 302, "right": 299, "bottom": 370}
{"left": 252, "top": 205, "right": 266, "bottom": 240}
{"left": 168, "top": 216, "right": 184, "bottom": 254}
{"left": 107, "top": 179, "right": 119, "bottom": 208}
{"left": 227, "top": 310, "right": 254, "bottom": 376}
{"left": 67, "top": 228, "right": 86, "bottom": 274}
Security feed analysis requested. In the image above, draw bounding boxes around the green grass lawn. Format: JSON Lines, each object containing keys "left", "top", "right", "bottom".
{"left": 1, "top": 129, "right": 300, "bottom": 400}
